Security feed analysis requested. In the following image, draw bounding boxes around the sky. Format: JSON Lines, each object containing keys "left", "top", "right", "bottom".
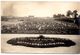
{"left": 1, "top": 1, "right": 80, "bottom": 17}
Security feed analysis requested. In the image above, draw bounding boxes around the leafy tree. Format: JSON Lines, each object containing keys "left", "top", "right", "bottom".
{"left": 66, "top": 10, "right": 72, "bottom": 18}
{"left": 73, "top": 10, "right": 78, "bottom": 18}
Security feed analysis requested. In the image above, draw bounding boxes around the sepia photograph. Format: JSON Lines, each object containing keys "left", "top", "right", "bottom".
{"left": 1, "top": 1, "right": 80, "bottom": 53}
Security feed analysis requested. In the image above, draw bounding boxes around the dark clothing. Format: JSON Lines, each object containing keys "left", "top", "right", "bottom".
{"left": 75, "top": 18, "right": 80, "bottom": 27}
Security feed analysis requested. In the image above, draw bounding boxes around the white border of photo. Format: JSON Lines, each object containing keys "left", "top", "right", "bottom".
{"left": 0, "top": 0, "right": 80, "bottom": 55}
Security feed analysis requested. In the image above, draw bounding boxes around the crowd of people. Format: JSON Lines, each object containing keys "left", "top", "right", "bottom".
{"left": 7, "top": 35, "right": 76, "bottom": 48}
{"left": 1, "top": 18, "right": 79, "bottom": 34}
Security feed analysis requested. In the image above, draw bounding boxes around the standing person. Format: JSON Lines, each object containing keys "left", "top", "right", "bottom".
{"left": 77, "top": 15, "right": 80, "bottom": 27}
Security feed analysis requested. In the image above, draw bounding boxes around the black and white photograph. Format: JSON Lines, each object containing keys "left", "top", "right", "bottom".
{"left": 1, "top": 1, "right": 80, "bottom": 53}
